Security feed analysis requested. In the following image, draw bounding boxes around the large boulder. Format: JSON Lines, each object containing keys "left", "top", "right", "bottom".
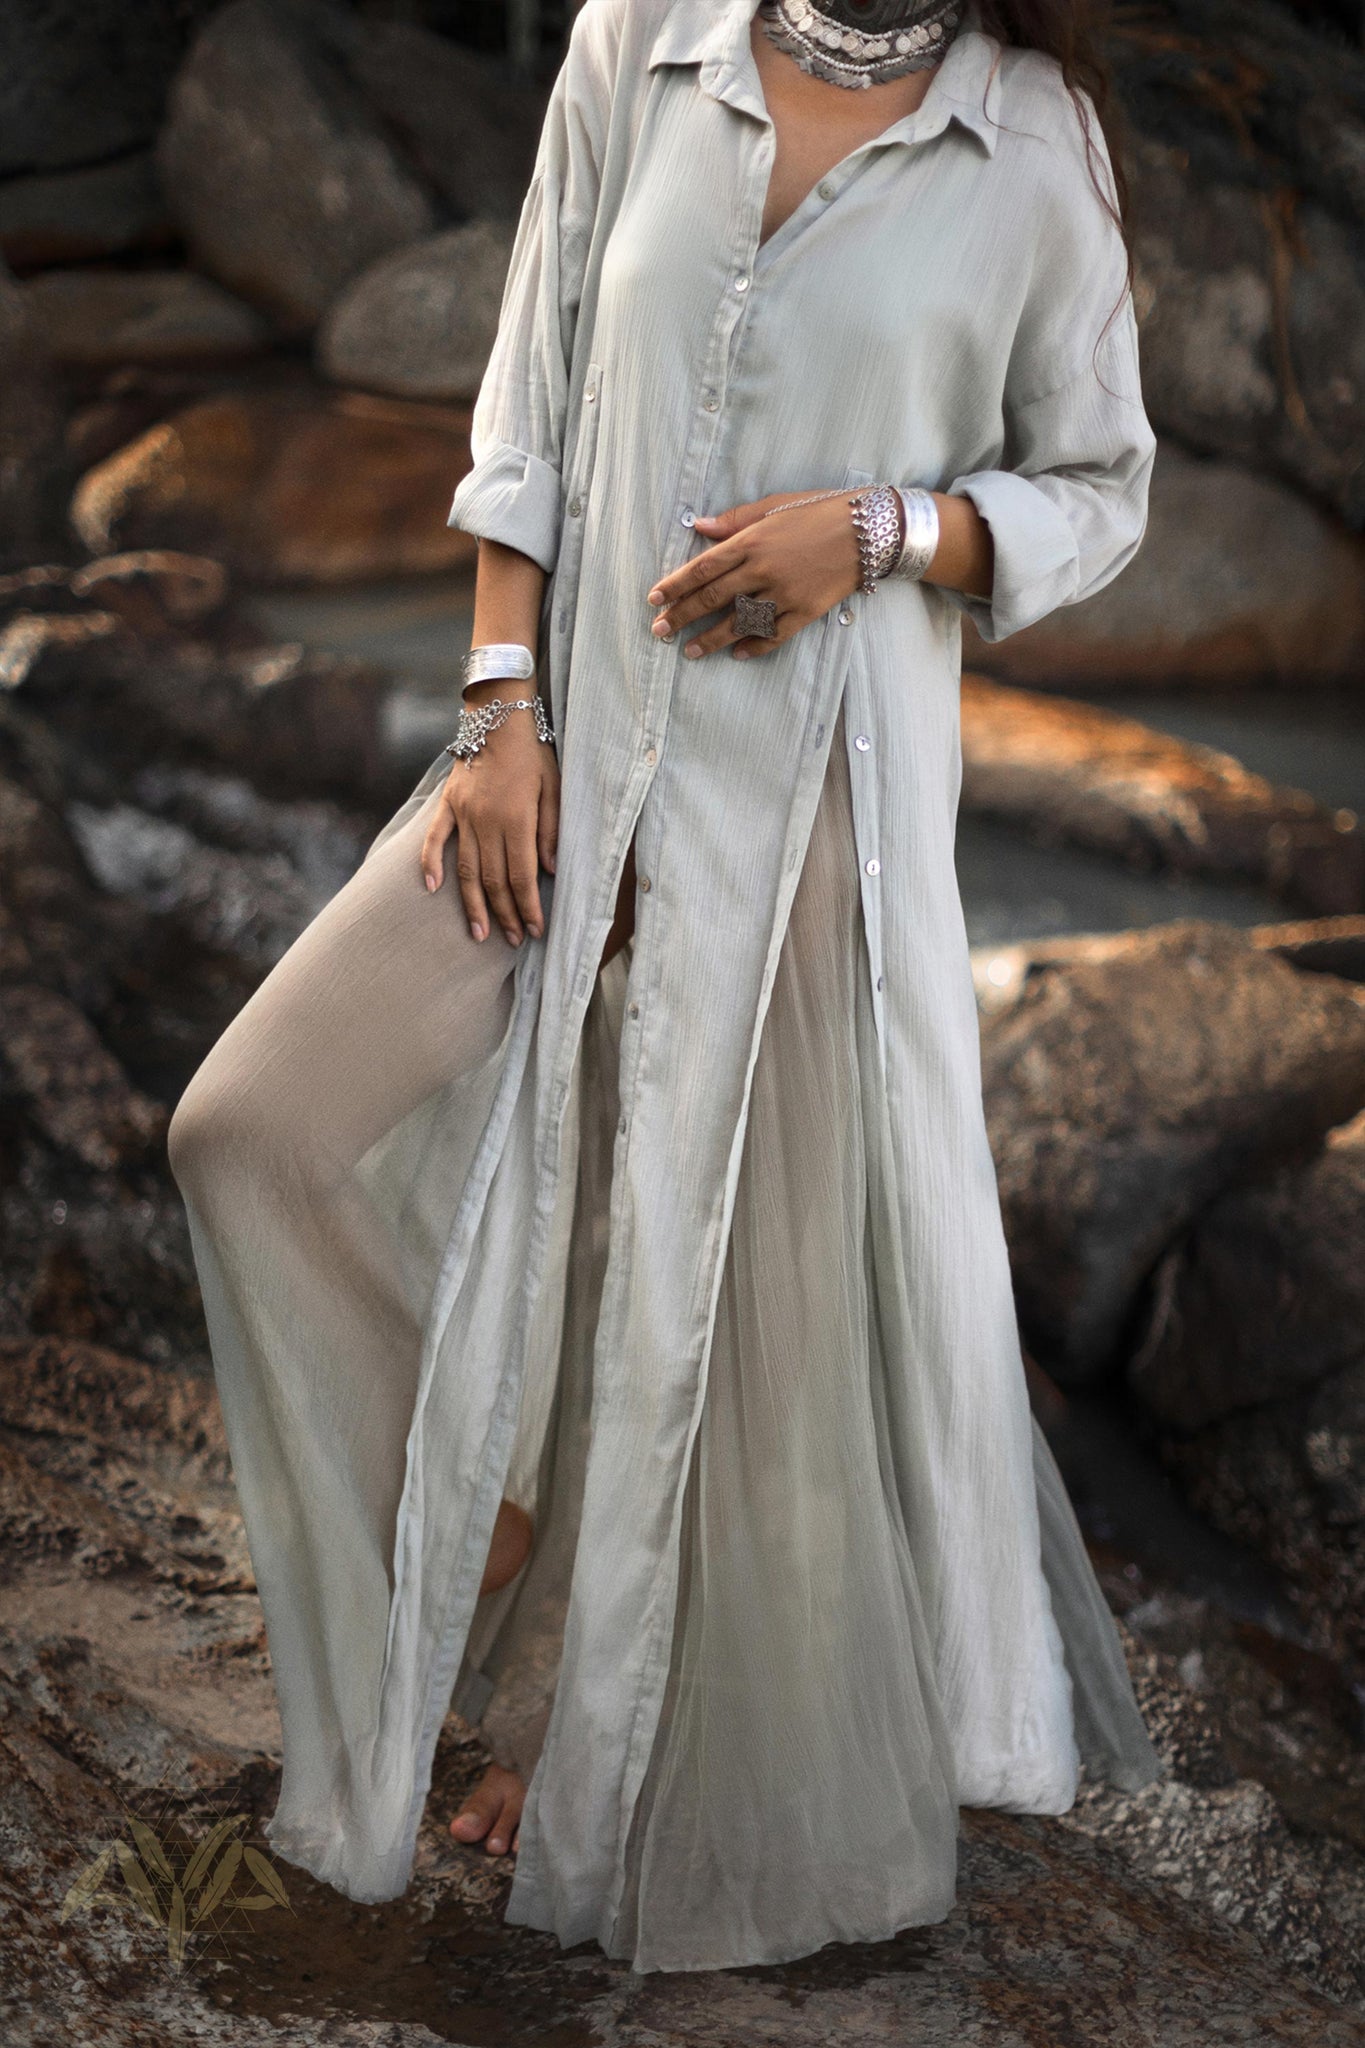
{"left": 317, "top": 222, "right": 516, "bottom": 402}
{"left": 158, "top": 0, "right": 438, "bottom": 332}
{"left": 976, "top": 921, "right": 1365, "bottom": 1382}
{"left": 1131, "top": 1109, "right": 1365, "bottom": 1429}
{"left": 959, "top": 673, "right": 1365, "bottom": 916}
{"left": 20, "top": 269, "right": 271, "bottom": 370}
{"left": 1106, "top": 0, "right": 1365, "bottom": 527}
{"left": 340, "top": 20, "right": 544, "bottom": 222}
{"left": 0, "top": 0, "right": 216, "bottom": 177}
{"left": 70, "top": 388, "right": 476, "bottom": 586}
{"left": 961, "top": 442, "right": 1365, "bottom": 688}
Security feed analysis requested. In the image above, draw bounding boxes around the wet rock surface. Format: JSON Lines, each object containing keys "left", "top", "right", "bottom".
{"left": 961, "top": 671, "right": 1365, "bottom": 916}
{"left": 977, "top": 919, "right": 1365, "bottom": 1380}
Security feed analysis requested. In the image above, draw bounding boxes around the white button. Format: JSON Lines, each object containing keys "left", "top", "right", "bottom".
{"left": 680, "top": 507, "right": 695, "bottom": 526}
{"left": 818, "top": 180, "right": 836, "bottom": 200}
{"left": 585, "top": 385, "right": 597, "bottom": 403}
{"left": 645, "top": 746, "right": 657, "bottom": 764}
{"left": 733, "top": 274, "right": 750, "bottom": 292}
{"left": 854, "top": 733, "right": 871, "bottom": 752}
{"left": 618, "top": 1115, "right": 627, "bottom": 1134}
{"left": 838, "top": 605, "right": 854, "bottom": 625}
{"left": 568, "top": 496, "right": 582, "bottom": 518}
{"left": 628, "top": 1001, "right": 640, "bottom": 1018}
{"left": 877, "top": 974, "right": 884, "bottom": 991}
{"left": 865, "top": 858, "right": 881, "bottom": 876}
{"left": 702, "top": 393, "right": 719, "bottom": 412}
{"left": 639, "top": 875, "right": 652, "bottom": 892}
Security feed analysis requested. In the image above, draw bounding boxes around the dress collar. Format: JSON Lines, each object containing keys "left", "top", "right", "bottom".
{"left": 646, "top": 0, "right": 1003, "bottom": 157}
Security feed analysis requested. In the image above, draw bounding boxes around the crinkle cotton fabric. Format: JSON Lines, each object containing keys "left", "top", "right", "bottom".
{"left": 169, "top": 0, "right": 1164, "bottom": 1977}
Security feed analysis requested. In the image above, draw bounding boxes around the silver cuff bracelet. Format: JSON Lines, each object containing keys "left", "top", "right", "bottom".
{"left": 462, "top": 642, "right": 536, "bottom": 695}
{"left": 889, "top": 487, "right": 940, "bottom": 581}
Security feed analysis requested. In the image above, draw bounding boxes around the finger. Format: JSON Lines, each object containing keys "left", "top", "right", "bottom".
{"left": 420, "top": 793, "right": 455, "bottom": 894}
{"left": 728, "top": 611, "right": 804, "bottom": 660}
{"left": 537, "top": 773, "right": 560, "bottom": 877}
{"left": 454, "top": 824, "right": 491, "bottom": 942}
{"left": 653, "top": 563, "right": 760, "bottom": 635}
{"left": 480, "top": 831, "right": 525, "bottom": 947}
{"left": 507, "top": 820, "right": 544, "bottom": 939}
{"left": 647, "top": 536, "right": 747, "bottom": 609}
{"left": 691, "top": 498, "right": 772, "bottom": 539}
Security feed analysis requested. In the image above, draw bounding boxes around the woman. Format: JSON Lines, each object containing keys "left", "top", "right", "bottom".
{"left": 169, "top": 0, "right": 1164, "bottom": 1976}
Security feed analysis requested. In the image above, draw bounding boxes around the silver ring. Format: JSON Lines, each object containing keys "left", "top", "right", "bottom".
{"left": 732, "top": 592, "right": 779, "bottom": 639}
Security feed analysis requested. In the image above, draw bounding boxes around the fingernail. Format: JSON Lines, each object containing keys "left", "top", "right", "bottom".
{"left": 684, "top": 643, "right": 702, "bottom": 658}
{"left": 694, "top": 514, "right": 716, "bottom": 526}
{"left": 425, "top": 873, "right": 438, "bottom": 891}
{"left": 733, "top": 647, "right": 749, "bottom": 660}
{"left": 650, "top": 618, "right": 671, "bottom": 638}
{"left": 647, "top": 588, "right": 663, "bottom": 604}
{"left": 546, "top": 853, "right": 556, "bottom": 873}
{"left": 490, "top": 1837, "right": 506, "bottom": 1853}
{"left": 506, "top": 931, "right": 522, "bottom": 947}
{"left": 471, "top": 922, "right": 485, "bottom": 940}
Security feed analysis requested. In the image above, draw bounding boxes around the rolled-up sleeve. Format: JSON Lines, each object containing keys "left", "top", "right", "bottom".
{"left": 447, "top": 4, "right": 614, "bottom": 573}
{"left": 941, "top": 102, "right": 1156, "bottom": 644}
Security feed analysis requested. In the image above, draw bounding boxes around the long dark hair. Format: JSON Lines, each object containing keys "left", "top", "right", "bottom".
{"left": 976, "top": 2, "right": 1135, "bottom": 341}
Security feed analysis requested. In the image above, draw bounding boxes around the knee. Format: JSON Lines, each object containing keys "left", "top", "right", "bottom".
{"left": 167, "top": 1062, "right": 259, "bottom": 1203}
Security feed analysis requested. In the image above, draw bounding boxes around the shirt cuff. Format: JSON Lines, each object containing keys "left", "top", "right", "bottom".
{"left": 940, "top": 468, "right": 1081, "bottom": 644}
{"left": 448, "top": 438, "right": 563, "bottom": 575}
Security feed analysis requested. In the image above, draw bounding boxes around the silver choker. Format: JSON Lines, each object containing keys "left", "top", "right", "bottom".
{"left": 758, "top": 0, "right": 965, "bottom": 88}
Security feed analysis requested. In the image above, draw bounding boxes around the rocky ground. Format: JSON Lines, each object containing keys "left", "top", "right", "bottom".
{"left": 4, "top": 0, "right": 1365, "bottom": 2040}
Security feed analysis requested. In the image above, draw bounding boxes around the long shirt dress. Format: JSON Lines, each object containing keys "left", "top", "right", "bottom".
{"left": 168, "top": 0, "right": 1165, "bottom": 1977}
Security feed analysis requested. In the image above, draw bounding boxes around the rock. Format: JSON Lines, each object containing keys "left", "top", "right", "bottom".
{"left": 0, "top": 983, "right": 165, "bottom": 1170}
{"left": 342, "top": 20, "right": 544, "bottom": 222}
{"left": 1160, "top": 1364, "right": 1365, "bottom": 1669}
{"left": 1253, "top": 911, "right": 1365, "bottom": 985}
{"left": 70, "top": 389, "right": 476, "bottom": 586}
{"left": 1131, "top": 1109, "right": 1365, "bottom": 1428}
{"left": 0, "top": 152, "right": 172, "bottom": 269}
{"left": 68, "top": 551, "right": 229, "bottom": 630}
{"left": 976, "top": 920, "right": 1365, "bottom": 1381}
{"left": 0, "top": 257, "right": 66, "bottom": 561}
{"left": 158, "top": 0, "right": 439, "bottom": 332}
{"left": 20, "top": 268, "right": 271, "bottom": 370}
{"left": 0, "top": 610, "right": 124, "bottom": 692}
{"left": 1103, "top": 0, "right": 1365, "bottom": 528}
{"left": 0, "top": 0, "right": 216, "bottom": 178}
{"left": 0, "top": 1335, "right": 226, "bottom": 1468}
{"left": 961, "top": 443, "right": 1365, "bottom": 688}
{"left": 317, "top": 222, "right": 516, "bottom": 402}
{"left": 960, "top": 674, "right": 1365, "bottom": 915}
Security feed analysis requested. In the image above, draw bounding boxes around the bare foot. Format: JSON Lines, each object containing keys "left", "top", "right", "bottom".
{"left": 479, "top": 1499, "right": 533, "bottom": 1598}
{"left": 450, "top": 1761, "right": 525, "bottom": 1857}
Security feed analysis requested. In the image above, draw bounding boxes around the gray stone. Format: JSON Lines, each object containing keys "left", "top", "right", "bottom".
{"left": 962, "top": 441, "right": 1365, "bottom": 688}
{"left": 20, "top": 267, "right": 271, "bottom": 369}
{"left": 317, "top": 221, "right": 516, "bottom": 402}
{"left": 976, "top": 921, "right": 1365, "bottom": 1382}
{"left": 158, "top": 0, "right": 438, "bottom": 332}
{"left": 0, "top": 257, "right": 66, "bottom": 561}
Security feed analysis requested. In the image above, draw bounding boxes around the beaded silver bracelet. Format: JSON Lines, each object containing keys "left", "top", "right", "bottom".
{"left": 888, "top": 487, "right": 940, "bottom": 581}
{"left": 461, "top": 642, "right": 536, "bottom": 696}
{"left": 445, "top": 695, "right": 555, "bottom": 762}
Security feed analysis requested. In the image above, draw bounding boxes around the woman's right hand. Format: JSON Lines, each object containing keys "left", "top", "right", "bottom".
{"left": 420, "top": 700, "right": 560, "bottom": 947}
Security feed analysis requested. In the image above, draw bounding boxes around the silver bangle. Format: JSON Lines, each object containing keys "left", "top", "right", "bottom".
{"left": 849, "top": 483, "right": 904, "bottom": 594}
{"left": 445, "top": 696, "right": 555, "bottom": 762}
{"left": 461, "top": 642, "right": 535, "bottom": 695}
{"left": 889, "top": 488, "right": 940, "bottom": 581}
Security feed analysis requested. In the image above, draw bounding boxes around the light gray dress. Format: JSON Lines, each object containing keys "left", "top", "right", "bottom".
{"left": 169, "top": 0, "right": 1164, "bottom": 1976}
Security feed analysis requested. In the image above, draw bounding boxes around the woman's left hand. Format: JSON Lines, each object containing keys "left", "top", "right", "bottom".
{"left": 645, "top": 490, "right": 865, "bottom": 660}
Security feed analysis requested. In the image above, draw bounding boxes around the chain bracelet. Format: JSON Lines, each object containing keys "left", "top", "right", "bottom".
{"left": 758, "top": 486, "right": 858, "bottom": 520}
{"left": 445, "top": 696, "right": 555, "bottom": 762}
